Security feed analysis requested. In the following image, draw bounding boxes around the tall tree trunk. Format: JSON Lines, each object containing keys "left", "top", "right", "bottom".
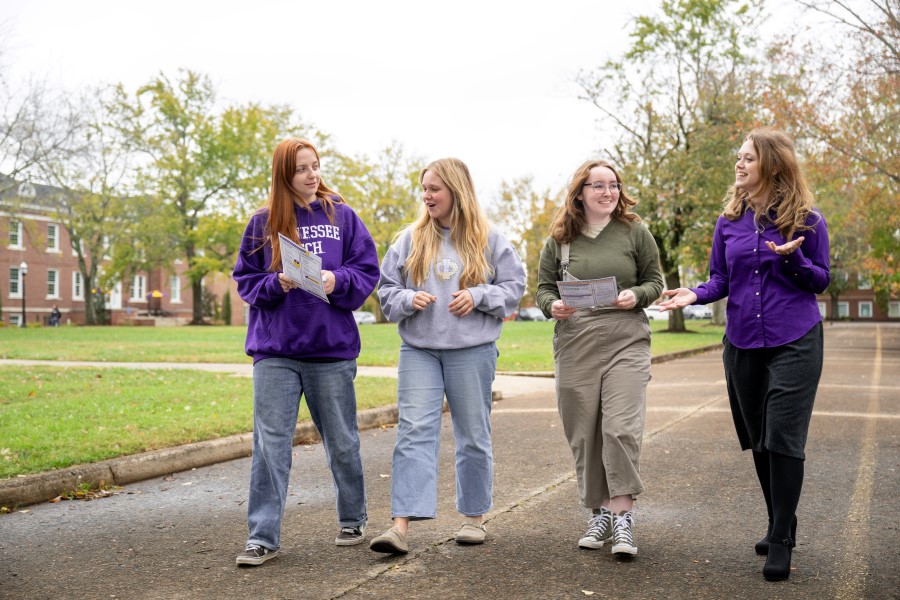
{"left": 191, "top": 278, "right": 204, "bottom": 324}
{"left": 664, "top": 271, "right": 686, "bottom": 332}
{"left": 712, "top": 298, "right": 727, "bottom": 326}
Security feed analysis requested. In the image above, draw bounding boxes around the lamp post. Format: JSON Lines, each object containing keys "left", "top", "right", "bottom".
{"left": 19, "top": 261, "right": 27, "bottom": 328}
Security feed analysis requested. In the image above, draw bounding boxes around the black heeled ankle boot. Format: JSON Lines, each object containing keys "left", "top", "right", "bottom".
{"left": 763, "top": 537, "right": 795, "bottom": 581}
{"left": 755, "top": 515, "right": 797, "bottom": 555}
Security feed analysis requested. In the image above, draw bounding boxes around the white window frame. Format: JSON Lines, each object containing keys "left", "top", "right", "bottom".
{"left": 837, "top": 302, "right": 850, "bottom": 318}
{"left": 130, "top": 275, "right": 147, "bottom": 302}
{"left": 9, "top": 266, "right": 23, "bottom": 298}
{"left": 47, "top": 223, "right": 60, "bottom": 253}
{"left": 857, "top": 272, "right": 872, "bottom": 290}
{"left": 170, "top": 275, "right": 181, "bottom": 303}
{"left": 107, "top": 282, "right": 123, "bottom": 310}
{"left": 10, "top": 314, "right": 22, "bottom": 327}
{"left": 817, "top": 302, "right": 827, "bottom": 318}
{"left": 889, "top": 301, "right": 900, "bottom": 319}
{"left": 858, "top": 301, "right": 873, "bottom": 319}
{"left": 72, "top": 271, "right": 84, "bottom": 301}
{"left": 9, "top": 220, "right": 23, "bottom": 249}
{"left": 47, "top": 269, "right": 60, "bottom": 299}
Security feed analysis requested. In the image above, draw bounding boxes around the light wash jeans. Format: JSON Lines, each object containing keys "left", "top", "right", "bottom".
{"left": 390, "top": 341, "right": 498, "bottom": 519}
{"left": 246, "top": 358, "right": 366, "bottom": 550}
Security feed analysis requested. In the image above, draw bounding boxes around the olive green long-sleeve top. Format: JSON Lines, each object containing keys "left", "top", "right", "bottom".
{"left": 536, "top": 219, "right": 664, "bottom": 318}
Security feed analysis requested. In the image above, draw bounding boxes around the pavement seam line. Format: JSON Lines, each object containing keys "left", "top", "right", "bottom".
{"left": 834, "top": 325, "right": 881, "bottom": 600}
{"left": 329, "top": 471, "right": 579, "bottom": 599}
{"left": 642, "top": 394, "right": 729, "bottom": 441}
{"left": 333, "top": 393, "right": 733, "bottom": 597}
{"left": 327, "top": 385, "right": 735, "bottom": 596}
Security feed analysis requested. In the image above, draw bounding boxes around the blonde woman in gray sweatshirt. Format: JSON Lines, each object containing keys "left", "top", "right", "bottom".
{"left": 369, "top": 158, "right": 526, "bottom": 554}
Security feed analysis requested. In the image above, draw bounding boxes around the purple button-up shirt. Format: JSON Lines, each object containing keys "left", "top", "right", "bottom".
{"left": 691, "top": 209, "right": 830, "bottom": 349}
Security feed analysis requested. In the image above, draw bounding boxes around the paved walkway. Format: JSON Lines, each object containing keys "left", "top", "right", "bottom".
{"left": 1, "top": 323, "right": 898, "bottom": 599}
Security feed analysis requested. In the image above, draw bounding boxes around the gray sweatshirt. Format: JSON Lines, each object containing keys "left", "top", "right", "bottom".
{"left": 378, "top": 227, "right": 526, "bottom": 349}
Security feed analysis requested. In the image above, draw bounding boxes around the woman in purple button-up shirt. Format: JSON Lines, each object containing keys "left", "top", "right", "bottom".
{"left": 660, "top": 128, "right": 830, "bottom": 582}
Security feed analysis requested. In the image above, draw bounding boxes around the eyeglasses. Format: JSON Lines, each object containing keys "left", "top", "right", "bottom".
{"left": 582, "top": 182, "right": 622, "bottom": 194}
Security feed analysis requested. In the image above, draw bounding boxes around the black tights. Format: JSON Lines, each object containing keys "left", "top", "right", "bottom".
{"left": 752, "top": 449, "right": 804, "bottom": 540}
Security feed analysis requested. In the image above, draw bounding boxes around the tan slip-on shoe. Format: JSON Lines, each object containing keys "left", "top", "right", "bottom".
{"left": 369, "top": 527, "right": 409, "bottom": 554}
{"left": 455, "top": 522, "right": 486, "bottom": 544}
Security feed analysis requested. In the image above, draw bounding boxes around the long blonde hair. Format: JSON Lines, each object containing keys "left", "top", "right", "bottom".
{"left": 261, "top": 138, "right": 345, "bottom": 271}
{"left": 723, "top": 128, "right": 819, "bottom": 239}
{"left": 549, "top": 160, "right": 641, "bottom": 243}
{"left": 404, "top": 158, "right": 493, "bottom": 288}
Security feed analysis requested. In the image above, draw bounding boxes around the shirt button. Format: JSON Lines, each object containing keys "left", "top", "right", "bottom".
{"left": 756, "top": 292, "right": 760, "bottom": 295}
{"left": 753, "top": 248, "right": 757, "bottom": 252}
{"left": 755, "top": 270, "right": 759, "bottom": 274}
{"left": 757, "top": 314, "right": 761, "bottom": 318}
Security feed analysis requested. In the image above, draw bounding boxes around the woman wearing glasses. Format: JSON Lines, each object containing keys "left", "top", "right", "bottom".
{"left": 659, "top": 128, "right": 830, "bottom": 580}
{"left": 536, "top": 160, "right": 663, "bottom": 558}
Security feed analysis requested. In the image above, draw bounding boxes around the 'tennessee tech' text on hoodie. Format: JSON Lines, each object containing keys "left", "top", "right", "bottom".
{"left": 234, "top": 199, "right": 379, "bottom": 363}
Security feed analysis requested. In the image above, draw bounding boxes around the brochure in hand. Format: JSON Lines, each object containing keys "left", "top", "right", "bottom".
{"left": 278, "top": 233, "right": 330, "bottom": 303}
{"left": 556, "top": 276, "right": 618, "bottom": 309}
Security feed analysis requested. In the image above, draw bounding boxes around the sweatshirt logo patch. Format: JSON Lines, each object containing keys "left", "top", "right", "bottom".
{"left": 435, "top": 258, "right": 460, "bottom": 281}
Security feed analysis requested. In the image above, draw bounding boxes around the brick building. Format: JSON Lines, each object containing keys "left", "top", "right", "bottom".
{"left": 1, "top": 176, "right": 244, "bottom": 327}
{"left": 816, "top": 273, "right": 900, "bottom": 322}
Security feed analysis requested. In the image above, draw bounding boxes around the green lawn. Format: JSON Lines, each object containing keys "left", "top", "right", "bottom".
{"left": 0, "top": 320, "right": 723, "bottom": 480}
{"left": 0, "top": 366, "right": 397, "bottom": 479}
{"left": 0, "top": 320, "right": 723, "bottom": 371}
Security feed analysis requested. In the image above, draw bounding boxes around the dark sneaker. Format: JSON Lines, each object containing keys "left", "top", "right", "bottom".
{"left": 335, "top": 525, "right": 366, "bottom": 546}
{"left": 578, "top": 508, "right": 613, "bottom": 549}
{"left": 611, "top": 511, "right": 637, "bottom": 556}
{"left": 236, "top": 543, "right": 278, "bottom": 566}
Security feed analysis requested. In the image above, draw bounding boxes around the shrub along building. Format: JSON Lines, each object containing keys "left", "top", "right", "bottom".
{"left": 1, "top": 175, "right": 243, "bottom": 327}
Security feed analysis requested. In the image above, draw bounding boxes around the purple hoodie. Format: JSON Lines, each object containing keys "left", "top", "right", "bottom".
{"left": 234, "top": 199, "right": 379, "bottom": 362}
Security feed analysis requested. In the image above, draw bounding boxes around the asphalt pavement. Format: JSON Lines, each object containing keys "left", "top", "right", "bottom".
{"left": 0, "top": 322, "right": 897, "bottom": 599}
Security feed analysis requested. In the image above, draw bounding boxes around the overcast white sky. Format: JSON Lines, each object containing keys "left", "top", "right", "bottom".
{"left": 2, "top": 0, "right": 810, "bottom": 204}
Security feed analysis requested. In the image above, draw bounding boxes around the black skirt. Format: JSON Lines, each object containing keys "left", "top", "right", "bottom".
{"left": 722, "top": 322, "right": 823, "bottom": 459}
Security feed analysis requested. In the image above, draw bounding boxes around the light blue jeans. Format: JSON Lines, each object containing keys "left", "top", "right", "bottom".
{"left": 390, "top": 341, "right": 498, "bottom": 519}
{"left": 246, "top": 358, "right": 366, "bottom": 550}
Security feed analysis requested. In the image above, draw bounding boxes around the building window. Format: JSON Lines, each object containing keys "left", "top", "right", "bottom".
{"left": 889, "top": 302, "right": 900, "bottom": 319}
{"left": 9, "top": 220, "right": 22, "bottom": 248}
{"left": 130, "top": 275, "right": 146, "bottom": 301}
{"left": 73, "top": 271, "right": 84, "bottom": 301}
{"left": 170, "top": 276, "right": 181, "bottom": 303}
{"left": 47, "top": 269, "right": 60, "bottom": 299}
{"left": 9, "top": 266, "right": 22, "bottom": 298}
{"left": 47, "top": 223, "right": 60, "bottom": 252}
{"left": 10, "top": 314, "right": 22, "bottom": 327}
{"left": 857, "top": 272, "right": 872, "bottom": 290}
{"left": 858, "top": 302, "right": 873, "bottom": 319}
{"left": 817, "top": 302, "right": 827, "bottom": 318}
{"left": 838, "top": 302, "right": 850, "bottom": 318}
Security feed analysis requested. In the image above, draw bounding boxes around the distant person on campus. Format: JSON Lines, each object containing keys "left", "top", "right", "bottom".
{"left": 536, "top": 159, "right": 663, "bottom": 558}
{"left": 369, "top": 158, "right": 525, "bottom": 554}
{"left": 49, "top": 305, "right": 61, "bottom": 327}
{"left": 659, "top": 127, "right": 830, "bottom": 581}
{"left": 233, "top": 137, "right": 379, "bottom": 566}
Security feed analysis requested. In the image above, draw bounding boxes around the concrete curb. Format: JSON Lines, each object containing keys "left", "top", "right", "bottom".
{"left": 0, "top": 404, "right": 400, "bottom": 509}
{"left": 0, "top": 345, "right": 721, "bottom": 509}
